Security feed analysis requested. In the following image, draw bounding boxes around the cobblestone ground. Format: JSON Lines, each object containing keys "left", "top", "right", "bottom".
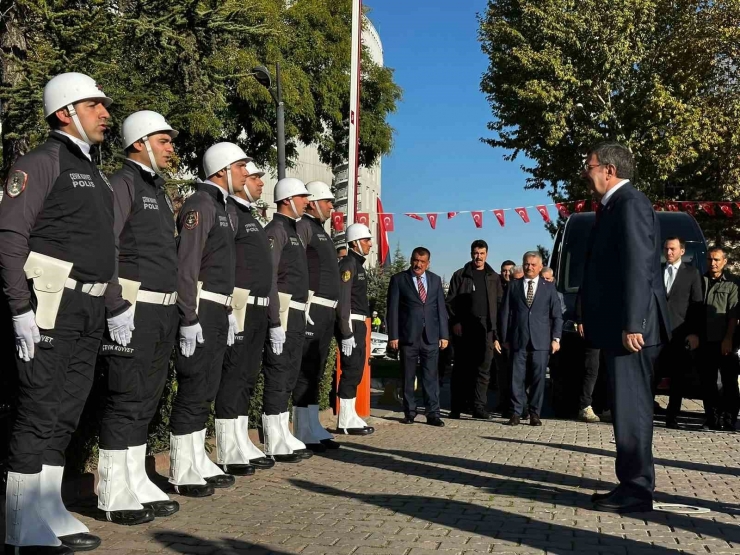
{"left": 36, "top": 396, "right": 740, "bottom": 554}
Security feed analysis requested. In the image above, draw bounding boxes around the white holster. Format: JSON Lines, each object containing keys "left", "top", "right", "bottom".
{"left": 118, "top": 277, "right": 141, "bottom": 316}
{"left": 231, "top": 287, "right": 251, "bottom": 333}
{"left": 195, "top": 281, "right": 204, "bottom": 314}
{"left": 305, "top": 290, "right": 315, "bottom": 325}
{"left": 278, "top": 292, "right": 292, "bottom": 332}
{"left": 23, "top": 252, "right": 73, "bottom": 330}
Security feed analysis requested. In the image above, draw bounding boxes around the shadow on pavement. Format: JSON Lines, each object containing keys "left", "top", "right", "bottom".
{"left": 152, "top": 531, "right": 293, "bottom": 554}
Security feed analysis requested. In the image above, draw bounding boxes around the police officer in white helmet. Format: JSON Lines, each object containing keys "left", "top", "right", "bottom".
{"left": 0, "top": 72, "right": 114, "bottom": 553}
{"left": 96, "top": 111, "right": 180, "bottom": 526}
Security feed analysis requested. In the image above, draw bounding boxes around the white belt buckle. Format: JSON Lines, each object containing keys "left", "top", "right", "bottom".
{"left": 225, "top": 295, "right": 233, "bottom": 308}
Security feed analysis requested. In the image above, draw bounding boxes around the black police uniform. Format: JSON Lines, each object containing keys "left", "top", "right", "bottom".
{"left": 0, "top": 132, "right": 114, "bottom": 474}
{"left": 336, "top": 249, "right": 369, "bottom": 399}
{"left": 216, "top": 196, "right": 276, "bottom": 419}
{"left": 100, "top": 160, "right": 178, "bottom": 450}
{"left": 294, "top": 215, "right": 340, "bottom": 407}
{"left": 170, "top": 182, "right": 236, "bottom": 435}
{"left": 262, "top": 213, "right": 309, "bottom": 415}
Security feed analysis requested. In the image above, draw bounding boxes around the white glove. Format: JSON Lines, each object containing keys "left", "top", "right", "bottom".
{"left": 341, "top": 336, "right": 356, "bottom": 357}
{"left": 179, "top": 323, "right": 204, "bottom": 357}
{"left": 107, "top": 306, "right": 136, "bottom": 346}
{"left": 269, "top": 326, "right": 286, "bottom": 355}
{"left": 13, "top": 311, "right": 41, "bottom": 362}
{"left": 227, "top": 313, "right": 237, "bottom": 347}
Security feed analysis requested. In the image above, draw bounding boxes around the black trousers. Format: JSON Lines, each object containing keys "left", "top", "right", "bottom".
{"left": 579, "top": 346, "right": 601, "bottom": 410}
{"left": 337, "top": 320, "right": 367, "bottom": 400}
{"left": 451, "top": 319, "right": 494, "bottom": 413}
{"left": 170, "top": 300, "right": 229, "bottom": 435}
{"left": 605, "top": 344, "right": 661, "bottom": 501}
{"left": 700, "top": 341, "right": 740, "bottom": 420}
{"left": 8, "top": 289, "right": 104, "bottom": 473}
{"left": 400, "top": 332, "right": 440, "bottom": 418}
{"left": 294, "top": 305, "right": 336, "bottom": 406}
{"left": 216, "top": 305, "right": 269, "bottom": 419}
{"left": 99, "top": 303, "right": 178, "bottom": 449}
{"left": 510, "top": 348, "right": 549, "bottom": 417}
{"left": 262, "top": 309, "right": 305, "bottom": 415}
{"left": 493, "top": 349, "right": 510, "bottom": 412}
{"left": 659, "top": 336, "right": 691, "bottom": 419}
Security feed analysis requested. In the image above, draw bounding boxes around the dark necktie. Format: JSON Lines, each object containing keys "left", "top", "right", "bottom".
{"left": 526, "top": 279, "right": 534, "bottom": 308}
{"left": 417, "top": 276, "right": 427, "bottom": 303}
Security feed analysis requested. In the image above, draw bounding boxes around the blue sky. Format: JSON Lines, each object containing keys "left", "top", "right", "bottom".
{"left": 368, "top": 0, "right": 553, "bottom": 280}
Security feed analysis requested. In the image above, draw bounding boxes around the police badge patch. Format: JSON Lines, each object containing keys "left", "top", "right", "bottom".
{"left": 342, "top": 270, "right": 351, "bottom": 282}
{"left": 99, "top": 170, "right": 113, "bottom": 191}
{"left": 6, "top": 170, "right": 28, "bottom": 198}
{"left": 183, "top": 210, "right": 199, "bottom": 230}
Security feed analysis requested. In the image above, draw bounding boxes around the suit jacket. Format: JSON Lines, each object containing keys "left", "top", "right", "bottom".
{"left": 387, "top": 269, "right": 449, "bottom": 345}
{"left": 663, "top": 262, "right": 702, "bottom": 339}
{"left": 499, "top": 277, "right": 563, "bottom": 351}
{"left": 581, "top": 182, "right": 670, "bottom": 350}
{"left": 446, "top": 262, "right": 504, "bottom": 336}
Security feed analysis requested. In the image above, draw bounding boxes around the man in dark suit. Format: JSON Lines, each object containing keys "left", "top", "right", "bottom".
{"left": 658, "top": 237, "right": 703, "bottom": 429}
{"left": 500, "top": 252, "right": 563, "bottom": 426}
{"left": 581, "top": 142, "right": 670, "bottom": 513}
{"left": 387, "top": 247, "right": 449, "bottom": 426}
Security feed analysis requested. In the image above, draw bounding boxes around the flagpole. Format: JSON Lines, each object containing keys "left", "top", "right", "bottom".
{"left": 347, "top": 0, "right": 362, "bottom": 225}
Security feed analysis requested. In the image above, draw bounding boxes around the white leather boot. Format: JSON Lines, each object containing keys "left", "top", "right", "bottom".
{"left": 38, "top": 465, "right": 89, "bottom": 536}
{"left": 96, "top": 449, "right": 153, "bottom": 525}
{"left": 262, "top": 413, "right": 300, "bottom": 462}
{"left": 5, "top": 471, "right": 63, "bottom": 549}
{"left": 169, "top": 433, "right": 213, "bottom": 497}
{"left": 127, "top": 444, "right": 169, "bottom": 503}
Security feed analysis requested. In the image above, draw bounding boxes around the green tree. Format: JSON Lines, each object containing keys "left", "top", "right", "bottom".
{"left": 366, "top": 243, "right": 407, "bottom": 320}
{"left": 478, "top": 0, "right": 740, "bottom": 245}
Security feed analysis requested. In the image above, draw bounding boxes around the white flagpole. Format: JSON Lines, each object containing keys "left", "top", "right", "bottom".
{"left": 347, "top": 0, "right": 362, "bottom": 224}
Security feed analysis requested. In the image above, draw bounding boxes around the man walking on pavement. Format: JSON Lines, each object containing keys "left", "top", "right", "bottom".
{"left": 446, "top": 240, "right": 504, "bottom": 420}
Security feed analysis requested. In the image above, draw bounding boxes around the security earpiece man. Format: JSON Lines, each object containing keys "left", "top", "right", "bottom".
{"left": 96, "top": 111, "right": 180, "bottom": 525}
{"left": 335, "top": 224, "right": 375, "bottom": 435}
{"left": 0, "top": 72, "right": 114, "bottom": 554}
{"left": 261, "top": 178, "right": 311, "bottom": 462}
{"left": 215, "top": 160, "right": 277, "bottom": 474}
{"left": 168, "top": 142, "right": 244, "bottom": 496}
{"left": 292, "top": 181, "right": 341, "bottom": 451}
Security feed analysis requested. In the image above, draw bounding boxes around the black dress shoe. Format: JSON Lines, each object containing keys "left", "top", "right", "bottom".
{"left": 471, "top": 409, "right": 493, "bottom": 420}
{"left": 250, "top": 456, "right": 276, "bottom": 469}
{"left": 340, "top": 427, "right": 373, "bottom": 435}
{"left": 529, "top": 414, "right": 542, "bottom": 426}
{"left": 507, "top": 414, "right": 521, "bottom": 426}
{"left": 665, "top": 418, "right": 683, "bottom": 430}
{"left": 293, "top": 448, "right": 313, "bottom": 459}
{"left": 702, "top": 418, "right": 722, "bottom": 431}
{"left": 142, "top": 499, "right": 180, "bottom": 517}
{"left": 5, "top": 545, "right": 73, "bottom": 554}
{"left": 205, "top": 474, "right": 235, "bottom": 488}
{"left": 593, "top": 491, "right": 652, "bottom": 513}
{"left": 59, "top": 533, "right": 102, "bottom": 551}
{"left": 220, "top": 463, "right": 255, "bottom": 476}
{"left": 447, "top": 411, "right": 461, "bottom": 419}
{"left": 306, "top": 442, "right": 327, "bottom": 453}
{"left": 400, "top": 416, "right": 415, "bottom": 424}
{"left": 590, "top": 488, "right": 617, "bottom": 502}
{"left": 272, "top": 453, "right": 303, "bottom": 463}
{"left": 173, "top": 483, "right": 214, "bottom": 497}
{"left": 320, "top": 439, "right": 341, "bottom": 449}
{"left": 104, "top": 507, "right": 155, "bottom": 526}
{"left": 426, "top": 417, "right": 445, "bottom": 427}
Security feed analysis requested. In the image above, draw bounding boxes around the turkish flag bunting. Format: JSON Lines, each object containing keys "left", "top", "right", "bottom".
{"left": 700, "top": 202, "right": 716, "bottom": 216}
{"left": 736, "top": 202, "right": 740, "bottom": 211}
{"left": 493, "top": 209, "right": 505, "bottom": 227}
{"left": 447, "top": 212, "right": 458, "bottom": 219}
{"left": 666, "top": 202, "right": 679, "bottom": 212}
{"left": 471, "top": 211, "right": 483, "bottom": 228}
{"left": 379, "top": 212, "right": 394, "bottom": 232}
{"left": 555, "top": 203, "right": 570, "bottom": 217}
{"left": 331, "top": 212, "right": 344, "bottom": 231}
{"left": 515, "top": 207, "right": 530, "bottom": 223}
{"left": 427, "top": 213, "right": 438, "bottom": 229}
{"left": 356, "top": 212, "right": 369, "bottom": 226}
{"left": 405, "top": 213, "right": 423, "bottom": 221}
{"left": 681, "top": 202, "right": 696, "bottom": 216}
{"left": 653, "top": 202, "right": 663, "bottom": 211}
{"left": 719, "top": 202, "right": 733, "bottom": 217}
{"left": 535, "top": 205, "right": 550, "bottom": 222}
{"left": 575, "top": 200, "right": 586, "bottom": 213}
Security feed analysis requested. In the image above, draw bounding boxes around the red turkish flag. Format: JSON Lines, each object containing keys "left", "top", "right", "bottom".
{"left": 700, "top": 202, "right": 716, "bottom": 216}
{"left": 471, "top": 211, "right": 483, "bottom": 228}
{"left": 379, "top": 212, "right": 394, "bottom": 232}
{"left": 447, "top": 212, "right": 459, "bottom": 219}
{"left": 515, "top": 207, "right": 530, "bottom": 223}
{"left": 535, "top": 205, "right": 550, "bottom": 222}
{"left": 405, "top": 213, "right": 423, "bottom": 221}
{"left": 719, "top": 202, "right": 733, "bottom": 218}
{"left": 666, "top": 201, "right": 679, "bottom": 212}
{"left": 331, "top": 211, "right": 344, "bottom": 231}
{"left": 492, "top": 209, "right": 505, "bottom": 227}
{"left": 735, "top": 202, "right": 740, "bottom": 211}
{"left": 653, "top": 202, "right": 663, "bottom": 211}
{"left": 356, "top": 212, "right": 369, "bottom": 226}
{"left": 575, "top": 200, "right": 586, "bottom": 213}
{"left": 427, "top": 213, "right": 438, "bottom": 229}
{"left": 681, "top": 202, "right": 696, "bottom": 216}
{"left": 555, "top": 203, "right": 570, "bottom": 217}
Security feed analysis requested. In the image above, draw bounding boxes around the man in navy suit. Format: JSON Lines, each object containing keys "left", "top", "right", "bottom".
{"left": 387, "top": 247, "right": 449, "bottom": 426}
{"left": 499, "top": 252, "right": 563, "bottom": 427}
{"left": 581, "top": 142, "right": 670, "bottom": 513}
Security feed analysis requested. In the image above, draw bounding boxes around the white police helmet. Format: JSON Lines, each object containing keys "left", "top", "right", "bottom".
{"left": 202, "top": 142, "right": 252, "bottom": 195}
{"left": 122, "top": 111, "right": 178, "bottom": 174}
{"left": 346, "top": 223, "right": 372, "bottom": 243}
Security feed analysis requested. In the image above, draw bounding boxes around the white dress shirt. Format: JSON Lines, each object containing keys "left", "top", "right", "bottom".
{"left": 54, "top": 130, "right": 91, "bottom": 161}
{"left": 229, "top": 194, "right": 251, "bottom": 209}
{"left": 664, "top": 261, "right": 681, "bottom": 294}
{"left": 600, "top": 179, "right": 630, "bottom": 207}
{"left": 203, "top": 179, "right": 228, "bottom": 207}
{"left": 129, "top": 159, "right": 156, "bottom": 176}
{"left": 413, "top": 272, "right": 428, "bottom": 295}
{"left": 522, "top": 277, "right": 539, "bottom": 299}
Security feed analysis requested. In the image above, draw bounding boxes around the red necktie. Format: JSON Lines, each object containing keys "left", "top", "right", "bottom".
{"left": 417, "top": 276, "right": 427, "bottom": 303}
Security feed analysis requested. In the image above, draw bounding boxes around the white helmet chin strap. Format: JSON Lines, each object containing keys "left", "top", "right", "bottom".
{"left": 142, "top": 136, "right": 161, "bottom": 174}
{"left": 244, "top": 186, "right": 256, "bottom": 203}
{"left": 67, "top": 103, "right": 92, "bottom": 145}
{"left": 313, "top": 200, "right": 328, "bottom": 222}
{"left": 289, "top": 198, "right": 300, "bottom": 219}
{"left": 226, "top": 166, "right": 235, "bottom": 195}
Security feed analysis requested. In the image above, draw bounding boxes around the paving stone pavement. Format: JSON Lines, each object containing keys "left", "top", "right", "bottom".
{"left": 22, "top": 396, "right": 740, "bottom": 554}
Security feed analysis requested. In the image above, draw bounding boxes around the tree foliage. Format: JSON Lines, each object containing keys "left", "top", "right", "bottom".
{"left": 366, "top": 244, "right": 407, "bottom": 319}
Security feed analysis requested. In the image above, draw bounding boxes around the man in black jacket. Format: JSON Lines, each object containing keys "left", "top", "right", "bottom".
{"left": 446, "top": 240, "right": 504, "bottom": 419}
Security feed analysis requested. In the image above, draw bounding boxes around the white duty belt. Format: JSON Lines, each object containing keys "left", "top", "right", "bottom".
{"left": 199, "top": 290, "right": 233, "bottom": 308}
{"left": 65, "top": 278, "right": 107, "bottom": 297}
{"left": 350, "top": 313, "right": 367, "bottom": 322}
{"left": 137, "top": 290, "right": 178, "bottom": 306}
{"left": 289, "top": 300, "right": 307, "bottom": 311}
{"left": 247, "top": 296, "right": 270, "bottom": 307}
{"left": 311, "top": 295, "right": 338, "bottom": 309}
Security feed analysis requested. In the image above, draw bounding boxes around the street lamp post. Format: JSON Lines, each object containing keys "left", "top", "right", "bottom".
{"left": 252, "top": 63, "right": 286, "bottom": 180}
